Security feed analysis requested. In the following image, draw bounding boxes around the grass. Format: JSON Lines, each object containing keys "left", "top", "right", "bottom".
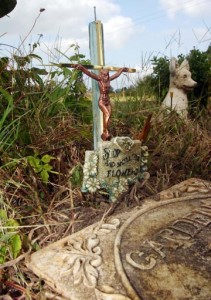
{"left": 1, "top": 94, "right": 210, "bottom": 298}
{"left": 0, "top": 50, "right": 210, "bottom": 298}
{"left": 112, "top": 97, "right": 210, "bottom": 185}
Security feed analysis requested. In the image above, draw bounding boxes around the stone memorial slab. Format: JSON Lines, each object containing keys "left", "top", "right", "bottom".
{"left": 26, "top": 178, "right": 211, "bottom": 300}
{"left": 82, "top": 137, "right": 149, "bottom": 201}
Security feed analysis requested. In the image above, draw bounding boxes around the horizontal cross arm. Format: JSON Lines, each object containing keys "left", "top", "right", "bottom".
{"left": 46, "top": 63, "right": 136, "bottom": 73}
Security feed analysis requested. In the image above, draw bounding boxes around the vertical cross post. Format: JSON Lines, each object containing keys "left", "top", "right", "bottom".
{"left": 89, "top": 20, "right": 105, "bottom": 150}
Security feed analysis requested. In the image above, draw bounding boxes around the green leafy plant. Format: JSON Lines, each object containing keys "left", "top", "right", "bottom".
{"left": 70, "top": 164, "right": 84, "bottom": 187}
{"left": 0, "top": 209, "right": 22, "bottom": 264}
{"left": 0, "top": 87, "right": 20, "bottom": 151}
{"left": 186, "top": 47, "right": 211, "bottom": 113}
{"left": 27, "top": 154, "right": 57, "bottom": 183}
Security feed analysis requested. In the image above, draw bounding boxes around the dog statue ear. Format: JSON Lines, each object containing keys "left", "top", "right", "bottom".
{"left": 180, "top": 59, "right": 190, "bottom": 70}
{"left": 169, "top": 57, "right": 178, "bottom": 75}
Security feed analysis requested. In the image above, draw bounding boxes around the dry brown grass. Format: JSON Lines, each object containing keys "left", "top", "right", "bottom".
{"left": 0, "top": 101, "right": 210, "bottom": 299}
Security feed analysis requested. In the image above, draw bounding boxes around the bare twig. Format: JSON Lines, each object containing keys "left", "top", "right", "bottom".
{"left": 17, "top": 9, "right": 45, "bottom": 52}
{"left": 0, "top": 249, "right": 31, "bottom": 270}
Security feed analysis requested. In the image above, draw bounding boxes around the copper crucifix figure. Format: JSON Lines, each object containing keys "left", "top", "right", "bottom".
{"left": 71, "top": 64, "right": 129, "bottom": 141}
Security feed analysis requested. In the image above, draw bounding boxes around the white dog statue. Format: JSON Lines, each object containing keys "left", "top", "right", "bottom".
{"left": 162, "top": 58, "right": 197, "bottom": 118}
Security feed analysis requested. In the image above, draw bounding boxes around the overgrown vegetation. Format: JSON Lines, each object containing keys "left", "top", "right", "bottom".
{"left": 0, "top": 34, "right": 210, "bottom": 298}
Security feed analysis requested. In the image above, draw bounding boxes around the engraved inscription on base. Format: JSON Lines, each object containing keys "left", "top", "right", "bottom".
{"left": 115, "top": 197, "right": 211, "bottom": 300}
{"left": 82, "top": 137, "right": 149, "bottom": 201}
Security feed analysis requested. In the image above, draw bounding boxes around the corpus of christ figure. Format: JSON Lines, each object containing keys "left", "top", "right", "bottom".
{"left": 71, "top": 64, "right": 128, "bottom": 141}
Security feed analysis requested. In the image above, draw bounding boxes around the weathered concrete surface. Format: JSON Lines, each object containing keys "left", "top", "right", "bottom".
{"left": 26, "top": 178, "right": 211, "bottom": 300}
{"left": 82, "top": 137, "right": 149, "bottom": 201}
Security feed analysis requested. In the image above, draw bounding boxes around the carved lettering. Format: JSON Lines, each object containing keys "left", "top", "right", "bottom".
{"left": 103, "top": 148, "right": 121, "bottom": 160}
{"left": 126, "top": 200, "right": 211, "bottom": 273}
{"left": 158, "top": 228, "right": 185, "bottom": 249}
{"left": 96, "top": 138, "right": 148, "bottom": 201}
{"left": 102, "top": 148, "right": 109, "bottom": 160}
{"left": 185, "top": 210, "right": 211, "bottom": 226}
{"left": 104, "top": 154, "right": 141, "bottom": 169}
{"left": 146, "top": 240, "right": 166, "bottom": 258}
{"left": 158, "top": 228, "right": 197, "bottom": 250}
{"left": 126, "top": 251, "right": 157, "bottom": 270}
{"left": 105, "top": 160, "right": 116, "bottom": 168}
{"left": 170, "top": 219, "right": 202, "bottom": 237}
{"left": 201, "top": 199, "right": 211, "bottom": 210}
{"left": 107, "top": 168, "right": 139, "bottom": 178}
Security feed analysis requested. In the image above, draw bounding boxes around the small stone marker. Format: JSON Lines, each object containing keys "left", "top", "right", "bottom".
{"left": 82, "top": 137, "right": 149, "bottom": 201}
{"left": 26, "top": 178, "right": 211, "bottom": 300}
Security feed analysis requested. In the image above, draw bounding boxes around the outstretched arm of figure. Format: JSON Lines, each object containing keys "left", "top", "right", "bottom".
{"left": 110, "top": 67, "right": 128, "bottom": 81}
{"left": 71, "top": 64, "right": 99, "bottom": 81}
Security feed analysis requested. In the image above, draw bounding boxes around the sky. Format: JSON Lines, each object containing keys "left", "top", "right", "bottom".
{"left": 0, "top": 0, "right": 210, "bottom": 87}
